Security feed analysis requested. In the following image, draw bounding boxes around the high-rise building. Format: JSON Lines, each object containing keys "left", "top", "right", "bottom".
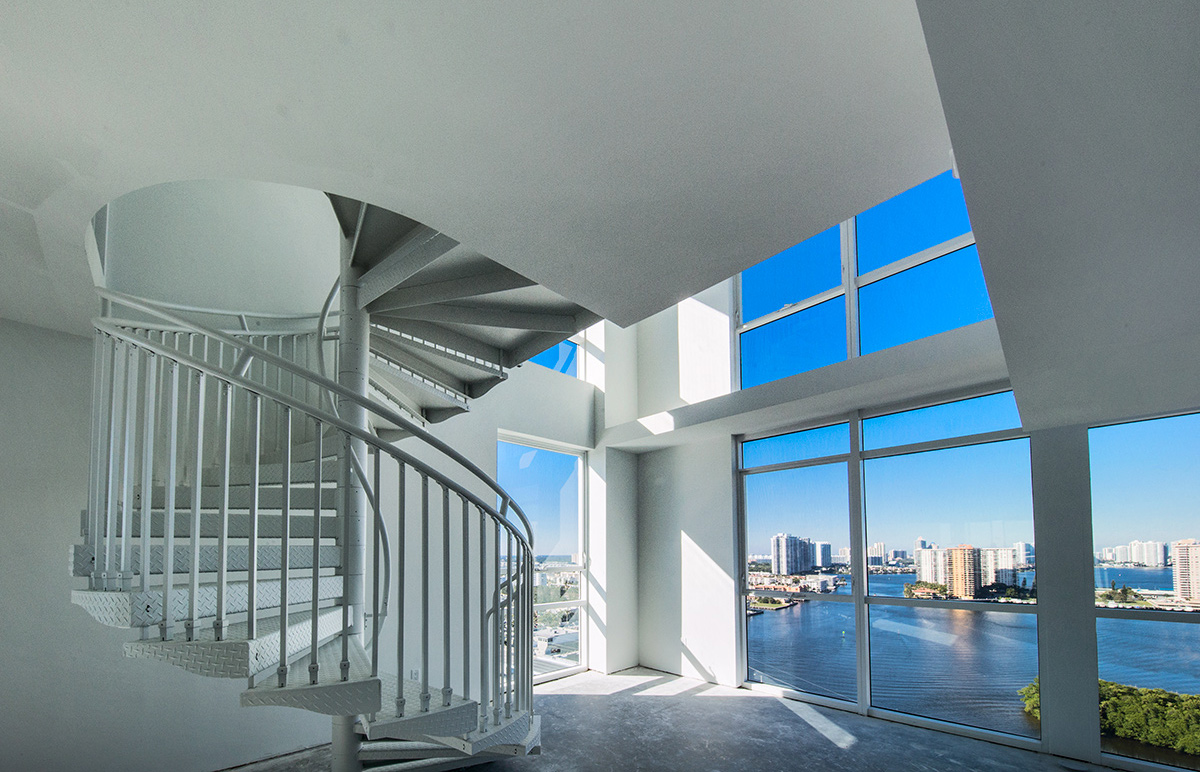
{"left": 867, "top": 541, "right": 886, "bottom": 567}
{"left": 1114, "top": 544, "right": 1131, "bottom": 563}
{"left": 915, "top": 548, "right": 949, "bottom": 585}
{"left": 1013, "top": 541, "right": 1034, "bottom": 566}
{"left": 980, "top": 547, "right": 1017, "bottom": 587}
{"left": 947, "top": 545, "right": 982, "bottom": 599}
{"left": 888, "top": 549, "right": 908, "bottom": 562}
{"left": 914, "top": 538, "right": 929, "bottom": 555}
{"left": 1173, "top": 539, "right": 1200, "bottom": 602}
{"left": 835, "top": 547, "right": 851, "bottom": 565}
{"left": 770, "top": 533, "right": 814, "bottom": 575}
{"left": 814, "top": 541, "right": 832, "bottom": 568}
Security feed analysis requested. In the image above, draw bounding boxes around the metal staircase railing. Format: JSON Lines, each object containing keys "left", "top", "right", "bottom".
{"left": 86, "top": 288, "right": 535, "bottom": 737}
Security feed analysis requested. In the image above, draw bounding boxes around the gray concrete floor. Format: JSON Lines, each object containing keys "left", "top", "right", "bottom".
{"left": 227, "top": 668, "right": 1124, "bottom": 772}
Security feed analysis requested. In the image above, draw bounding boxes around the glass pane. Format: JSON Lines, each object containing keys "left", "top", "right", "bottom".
{"left": 534, "top": 604, "right": 581, "bottom": 676}
{"left": 864, "top": 440, "right": 1035, "bottom": 603}
{"left": 741, "top": 224, "right": 842, "bottom": 322}
{"left": 856, "top": 169, "right": 972, "bottom": 275}
{"left": 1090, "top": 413, "right": 1200, "bottom": 613}
{"left": 740, "top": 295, "right": 846, "bottom": 389}
{"left": 497, "top": 441, "right": 581, "bottom": 563}
{"left": 534, "top": 570, "right": 581, "bottom": 604}
{"left": 870, "top": 605, "right": 1040, "bottom": 738}
{"left": 745, "top": 463, "right": 852, "bottom": 592}
{"left": 529, "top": 340, "right": 578, "bottom": 376}
{"left": 863, "top": 392, "right": 1021, "bottom": 451}
{"left": 858, "top": 245, "right": 993, "bottom": 356}
{"left": 747, "top": 599, "right": 856, "bottom": 702}
{"left": 1097, "top": 618, "right": 1200, "bottom": 769}
{"left": 743, "top": 423, "right": 850, "bottom": 468}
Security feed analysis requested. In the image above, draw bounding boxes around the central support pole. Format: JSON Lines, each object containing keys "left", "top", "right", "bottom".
{"left": 339, "top": 246, "right": 370, "bottom": 639}
{"left": 331, "top": 715, "right": 363, "bottom": 772}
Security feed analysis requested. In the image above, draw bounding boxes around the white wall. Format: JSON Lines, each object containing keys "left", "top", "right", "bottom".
{"left": 636, "top": 436, "right": 739, "bottom": 686}
{"left": 0, "top": 319, "right": 329, "bottom": 772}
{"left": 586, "top": 446, "right": 639, "bottom": 674}
{"left": 106, "top": 179, "right": 341, "bottom": 316}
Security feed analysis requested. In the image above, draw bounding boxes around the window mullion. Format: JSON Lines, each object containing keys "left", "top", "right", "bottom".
{"left": 848, "top": 411, "right": 870, "bottom": 715}
{"left": 844, "top": 217, "right": 860, "bottom": 359}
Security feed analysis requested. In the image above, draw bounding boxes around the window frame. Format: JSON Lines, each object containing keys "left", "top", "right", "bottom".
{"left": 738, "top": 388, "right": 1040, "bottom": 748}
{"left": 735, "top": 173, "right": 980, "bottom": 388}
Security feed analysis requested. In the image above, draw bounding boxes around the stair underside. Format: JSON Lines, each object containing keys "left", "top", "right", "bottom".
{"left": 125, "top": 607, "right": 344, "bottom": 679}
{"left": 92, "top": 509, "right": 340, "bottom": 539}
{"left": 72, "top": 575, "right": 343, "bottom": 628}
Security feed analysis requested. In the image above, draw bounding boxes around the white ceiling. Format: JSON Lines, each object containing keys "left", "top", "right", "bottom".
{"left": 918, "top": 1, "right": 1200, "bottom": 429}
{"left": 3, "top": 3, "right": 1195, "bottom": 430}
{"left": 0, "top": 1, "right": 950, "bottom": 335}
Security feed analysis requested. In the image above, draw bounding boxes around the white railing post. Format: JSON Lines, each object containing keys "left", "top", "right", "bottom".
{"left": 215, "top": 381, "right": 232, "bottom": 640}
{"left": 186, "top": 370, "right": 206, "bottom": 641}
{"left": 442, "top": 484, "right": 452, "bottom": 708}
{"left": 103, "top": 340, "right": 126, "bottom": 590}
{"left": 461, "top": 496, "right": 470, "bottom": 703}
{"left": 479, "top": 507, "right": 489, "bottom": 733}
{"left": 420, "top": 473, "right": 431, "bottom": 713}
{"left": 247, "top": 394, "right": 261, "bottom": 638}
{"left": 118, "top": 344, "right": 138, "bottom": 590}
{"left": 395, "top": 462, "right": 406, "bottom": 717}
{"left": 310, "top": 418, "right": 323, "bottom": 685}
{"left": 139, "top": 353, "right": 157, "bottom": 592}
{"left": 278, "top": 405, "right": 292, "bottom": 688}
{"left": 160, "top": 361, "right": 180, "bottom": 641}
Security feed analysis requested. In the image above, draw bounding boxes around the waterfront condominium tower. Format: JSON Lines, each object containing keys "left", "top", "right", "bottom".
{"left": 1173, "top": 539, "right": 1200, "bottom": 601}
{"left": 948, "top": 545, "right": 982, "bottom": 599}
{"left": 771, "top": 533, "right": 814, "bottom": 576}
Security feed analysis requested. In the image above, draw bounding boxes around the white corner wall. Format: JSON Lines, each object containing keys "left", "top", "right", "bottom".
{"left": 636, "top": 436, "right": 739, "bottom": 686}
{"left": 0, "top": 319, "right": 328, "bottom": 772}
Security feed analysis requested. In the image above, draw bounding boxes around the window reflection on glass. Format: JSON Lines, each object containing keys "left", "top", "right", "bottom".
{"left": 856, "top": 169, "right": 973, "bottom": 276}
{"left": 745, "top": 462, "right": 851, "bottom": 592}
{"left": 863, "top": 392, "right": 1021, "bottom": 451}
{"left": 740, "top": 296, "right": 846, "bottom": 389}
{"left": 1090, "top": 413, "right": 1200, "bottom": 613}
{"left": 864, "top": 440, "right": 1035, "bottom": 603}
{"left": 858, "top": 245, "right": 993, "bottom": 356}
{"left": 743, "top": 423, "right": 850, "bottom": 469}
{"left": 870, "top": 605, "right": 1039, "bottom": 738}
{"left": 747, "top": 599, "right": 856, "bottom": 703}
{"left": 1095, "top": 618, "right": 1200, "bottom": 769}
{"left": 529, "top": 339, "right": 578, "bottom": 376}
{"left": 496, "top": 441, "right": 581, "bottom": 564}
{"left": 741, "top": 224, "right": 842, "bottom": 322}
{"left": 534, "top": 570, "right": 580, "bottom": 604}
{"left": 534, "top": 605, "right": 581, "bottom": 675}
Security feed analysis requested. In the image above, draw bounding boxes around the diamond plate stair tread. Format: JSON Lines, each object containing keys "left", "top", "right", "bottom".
{"left": 72, "top": 543, "right": 341, "bottom": 577}
{"left": 363, "top": 676, "right": 480, "bottom": 741}
{"left": 358, "top": 756, "right": 492, "bottom": 772}
{"left": 203, "top": 457, "right": 339, "bottom": 486}
{"left": 99, "top": 510, "right": 340, "bottom": 539}
{"left": 241, "top": 636, "right": 380, "bottom": 715}
{"left": 144, "top": 484, "right": 337, "bottom": 510}
{"left": 358, "top": 741, "right": 468, "bottom": 761}
{"left": 73, "top": 575, "right": 343, "bottom": 628}
{"left": 427, "top": 712, "right": 532, "bottom": 756}
{"left": 124, "top": 607, "right": 343, "bottom": 679}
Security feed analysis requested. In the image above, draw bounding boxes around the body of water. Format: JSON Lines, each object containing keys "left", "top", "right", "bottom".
{"left": 748, "top": 567, "right": 1200, "bottom": 741}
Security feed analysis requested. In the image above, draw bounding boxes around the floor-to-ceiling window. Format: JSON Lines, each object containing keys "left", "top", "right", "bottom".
{"left": 497, "top": 437, "right": 586, "bottom": 681}
{"left": 1089, "top": 413, "right": 1200, "bottom": 770}
{"left": 738, "top": 170, "right": 992, "bottom": 390}
{"left": 741, "top": 391, "right": 1038, "bottom": 741}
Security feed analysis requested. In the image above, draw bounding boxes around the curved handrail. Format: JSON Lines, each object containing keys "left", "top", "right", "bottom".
{"left": 98, "top": 288, "right": 535, "bottom": 545}
{"left": 95, "top": 319, "right": 532, "bottom": 551}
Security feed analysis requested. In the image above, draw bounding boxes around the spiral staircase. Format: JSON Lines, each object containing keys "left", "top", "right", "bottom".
{"left": 70, "top": 196, "right": 600, "bottom": 771}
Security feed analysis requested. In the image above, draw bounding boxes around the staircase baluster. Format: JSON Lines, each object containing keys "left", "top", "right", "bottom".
{"left": 396, "top": 462, "right": 406, "bottom": 717}
{"left": 139, "top": 353, "right": 157, "bottom": 592}
{"left": 278, "top": 404, "right": 292, "bottom": 687}
{"left": 420, "top": 473, "right": 430, "bottom": 712}
{"left": 247, "top": 393, "right": 261, "bottom": 638}
{"left": 478, "top": 505, "right": 488, "bottom": 734}
{"left": 492, "top": 519, "right": 501, "bottom": 726}
{"left": 103, "top": 340, "right": 126, "bottom": 590}
{"left": 371, "top": 445, "right": 381, "bottom": 680}
{"left": 215, "top": 381, "right": 232, "bottom": 641}
{"left": 309, "top": 417, "right": 322, "bottom": 685}
{"left": 505, "top": 530, "right": 514, "bottom": 720}
{"left": 161, "top": 361, "right": 180, "bottom": 641}
{"left": 442, "top": 483, "right": 452, "bottom": 707}
{"left": 186, "top": 370, "right": 206, "bottom": 641}
{"left": 339, "top": 433, "right": 351, "bottom": 682}
{"left": 461, "top": 495, "right": 470, "bottom": 703}
{"left": 86, "top": 333, "right": 106, "bottom": 589}
{"left": 119, "top": 344, "right": 139, "bottom": 589}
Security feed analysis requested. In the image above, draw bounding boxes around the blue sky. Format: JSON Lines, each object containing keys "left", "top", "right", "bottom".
{"left": 496, "top": 440, "right": 580, "bottom": 558}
